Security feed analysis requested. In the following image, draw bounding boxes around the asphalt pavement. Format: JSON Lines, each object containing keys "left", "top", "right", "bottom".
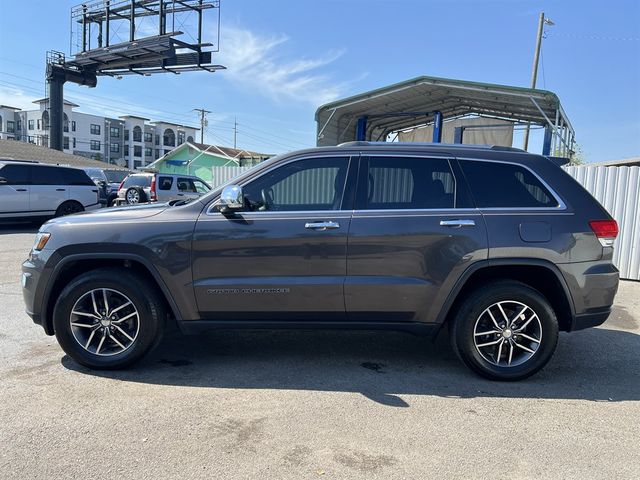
{"left": 0, "top": 224, "right": 639, "bottom": 479}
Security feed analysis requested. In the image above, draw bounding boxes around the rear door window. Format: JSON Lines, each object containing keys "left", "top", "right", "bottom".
{"left": 31, "top": 166, "right": 67, "bottom": 185}
{"left": 459, "top": 160, "right": 559, "bottom": 208}
{"left": 356, "top": 156, "right": 470, "bottom": 209}
{"left": 158, "top": 176, "right": 173, "bottom": 190}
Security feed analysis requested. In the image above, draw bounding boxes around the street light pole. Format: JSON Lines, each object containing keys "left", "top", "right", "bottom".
{"left": 523, "top": 12, "right": 554, "bottom": 151}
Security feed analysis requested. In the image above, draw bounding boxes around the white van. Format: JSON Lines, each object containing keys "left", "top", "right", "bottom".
{"left": 0, "top": 160, "right": 101, "bottom": 219}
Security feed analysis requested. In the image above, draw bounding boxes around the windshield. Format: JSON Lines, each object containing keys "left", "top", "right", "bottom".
{"left": 105, "top": 170, "right": 129, "bottom": 183}
{"left": 123, "top": 175, "right": 152, "bottom": 187}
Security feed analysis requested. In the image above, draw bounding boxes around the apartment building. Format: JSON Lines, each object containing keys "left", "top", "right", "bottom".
{"left": 0, "top": 100, "right": 198, "bottom": 170}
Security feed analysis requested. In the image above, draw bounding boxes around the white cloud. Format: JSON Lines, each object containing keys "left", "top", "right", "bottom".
{"left": 0, "top": 84, "right": 38, "bottom": 111}
{"left": 217, "top": 26, "right": 351, "bottom": 106}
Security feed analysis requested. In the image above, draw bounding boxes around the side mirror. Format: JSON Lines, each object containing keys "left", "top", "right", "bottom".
{"left": 218, "top": 184, "right": 244, "bottom": 212}
{"left": 0, "top": 177, "right": 7, "bottom": 185}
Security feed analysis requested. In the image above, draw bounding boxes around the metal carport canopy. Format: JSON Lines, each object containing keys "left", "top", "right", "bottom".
{"left": 315, "top": 75, "right": 574, "bottom": 150}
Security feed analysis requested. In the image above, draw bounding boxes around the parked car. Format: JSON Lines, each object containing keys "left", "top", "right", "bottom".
{"left": 22, "top": 142, "right": 619, "bottom": 380}
{"left": 0, "top": 160, "right": 101, "bottom": 220}
{"left": 83, "top": 168, "right": 130, "bottom": 206}
{"left": 115, "top": 172, "right": 211, "bottom": 205}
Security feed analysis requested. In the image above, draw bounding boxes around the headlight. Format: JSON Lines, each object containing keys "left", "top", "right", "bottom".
{"left": 33, "top": 232, "right": 51, "bottom": 252}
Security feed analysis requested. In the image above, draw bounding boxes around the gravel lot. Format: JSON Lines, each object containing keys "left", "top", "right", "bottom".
{"left": 1, "top": 224, "right": 639, "bottom": 479}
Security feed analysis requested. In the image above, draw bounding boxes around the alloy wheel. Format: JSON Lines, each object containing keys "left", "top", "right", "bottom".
{"left": 69, "top": 288, "right": 140, "bottom": 356}
{"left": 473, "top": 300, "right": 542, "bottom": 367}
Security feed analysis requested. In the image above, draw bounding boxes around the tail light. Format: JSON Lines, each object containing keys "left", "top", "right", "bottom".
{"left": 589, "top": 220, "right": 618, "bottom": 247}
{"left": 118, "top": 180, "right": 124, "bottom": 192}
{"left": 150, "top": 176, "right": 157, "bottom": 201}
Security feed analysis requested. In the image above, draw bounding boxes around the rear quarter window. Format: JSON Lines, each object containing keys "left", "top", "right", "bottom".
{"left": 459, "top": 160, "right": 559, "bottom": 208}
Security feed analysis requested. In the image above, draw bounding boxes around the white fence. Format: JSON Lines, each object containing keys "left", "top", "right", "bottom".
{"left": 564, "top": 166, "right": 640, "bottom": 281}
{"left": 210, "top": 166, "right": 253, "bottom": 188}
{"left": 209, "top": 164, "right": 640, "bottom": 280}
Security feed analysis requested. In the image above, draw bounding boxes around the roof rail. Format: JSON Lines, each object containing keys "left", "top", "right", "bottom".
{"left": 336, "top": 141, "right": 526, "bottom": 152}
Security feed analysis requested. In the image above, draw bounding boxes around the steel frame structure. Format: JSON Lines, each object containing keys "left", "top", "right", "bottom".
{"left": 46, "top": 1, "right": 224, "bottom": 151}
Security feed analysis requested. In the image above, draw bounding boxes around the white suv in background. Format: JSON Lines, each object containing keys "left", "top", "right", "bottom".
{"left": 116, "top": 172, "right": 211, "bottom": 205}
{"left": 0, "top": 160, "right": 101, "bottom": 220}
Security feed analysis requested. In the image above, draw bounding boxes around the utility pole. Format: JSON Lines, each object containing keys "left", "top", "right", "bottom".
{"left": 233, "top": 116, "right": 237, "bottom": 149}
{"left": 523, "top": 12, "right": 554, "bottom": 151}
{"left": 193, "top": 107, "right": 211, "bottom": 144}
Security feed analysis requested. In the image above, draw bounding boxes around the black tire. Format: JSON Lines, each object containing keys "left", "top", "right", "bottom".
{"left": 55, "top": 200, "right": 84, "bottom": 217}
{"left": 450, "top": 281, "right": 559, "bottom": 381}
{"left": 125, "top": 186, "right": 147, "bottom": 204}
{"left": 53, "top": 268, "right": 165, "bottom": 369}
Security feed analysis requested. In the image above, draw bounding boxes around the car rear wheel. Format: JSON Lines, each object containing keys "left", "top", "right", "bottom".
{"left": 450, "top": 281, "right": 559, "bottom": 381}
{"left": 53, "top": 268, "right": 165, "bottom": 369}
{"left": 55, "top": 200, "right": 84, "bottom": 217}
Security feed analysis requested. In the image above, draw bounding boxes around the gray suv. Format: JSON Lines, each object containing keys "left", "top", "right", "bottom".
{"left": 22, "top": 143, "right": 619, "bottom": 380}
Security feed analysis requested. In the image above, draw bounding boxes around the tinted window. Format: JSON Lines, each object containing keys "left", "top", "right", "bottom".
{"left": 243, "top": 157, "right": 349, "bottom": 211}
{"left": 63, "top": 168, "right": 95, "bottom": 186}
{"left": 123, "top": 175, "right": 151, "bottom": 188}
{"left": 104, "top": 170, "right": 129, "bottom": 183}
{"left": 0, "top": 164, "right": 30, "bottom": 184}
{"left": 158, "top": 176, "right": 173, "bottom": 190}
{"left": 359, "top": 157, "right": 458, "bottom": 210}
{"left": 32, "top": 166, "right": 67, "bottom": 185}
{"left": 460, "top": 160, "right": 558, "bottom": 208}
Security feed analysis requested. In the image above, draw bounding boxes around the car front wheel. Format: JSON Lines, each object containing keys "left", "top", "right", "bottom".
{"left": 450, "top": 281, "right": 559, "bottom": 381}
{"left": 53, "top": 268, "right": 165, "bottom": 369}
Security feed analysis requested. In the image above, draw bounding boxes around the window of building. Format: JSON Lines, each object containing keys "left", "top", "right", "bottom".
{"left": 155, "top": 149, "right": 160, "bottom": 159}
{"left": 63, "top": 137, "right": 69, "bottom": 150}
{"left": 90, "top": 140, "right": 101, "bottom": 151}
{"left": 16, "top": 120, "right": 21, "bottom": 131}
{"left": 144, "top": 147, "right": 152, "bottom": 157}
{"left": 134, "top": 160, "right": 142, "bottom": 168}
{"left": 177, "top": 131, "right": 185, "bottom": 145}
{"left": 124, "top": 146, "right": 129, "bottom": 157}
{"left": 42, "top": 111, "right": 49, "bottom": 130}
{"left": 133, "top": 126, "right": 142, "bottom": 142}
{"left": 134, "top": 145, "right": 142, "bottom": 157}
{"left": 357, "top": 157, "right": 463, "bottom": 210}
{"left": 155, "top": 135, "right": 159, "bottom": 145}
{"left": 73, "top": 138, "right": 76, "bottom": 149}
{"left": 110, "top": 126, "right": 120, "bottom": 138}
{"left": 63, "top": 114, "right": 69, "bottom": 133}
{"left": 243, "top": 157, "right": 349, "bottom": 211}
{"left": 28, "top": 136, "right": 35, "bottom": 144}
{"left": 163, "top": 128, "right": 175, "bottom": 147}
{"left": 459, "top": 160, "right": 559, "bottom": 208}
{"left": 90, "top": 124, "right": 101, "bottom": 135}
{"left": 124, "top": 129, "right": 129, "bottom": 141}
{"left": 6, "top": 121, "right": 15, "bottom": 133}
{"left": 72, "top": 120, "right": 76, "bottom": 132}
{"left": 110, "top": 143, "right": 120, "bottom": 153}
{"left": 28, "top": 119, "right": 34, "bottom": 130}
{"left": 187, "top": 135, "right": 194, "bottom": 143}
{"left": 144, "top": 132, "right": 153, "bottom": 142}
{"left": 37, "top": 119, "right": 41, "bottom": 130}
{"left": 164, "top": 150, "right": 170, "bottom": 155}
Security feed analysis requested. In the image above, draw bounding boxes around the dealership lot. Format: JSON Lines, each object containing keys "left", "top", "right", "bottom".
{"left": 0, "top": 225, "right": 639, "bottom": 479}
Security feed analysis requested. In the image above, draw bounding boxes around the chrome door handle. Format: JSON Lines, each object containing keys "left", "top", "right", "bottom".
{"left": 440, "top": 219, "right": 476, "bottom": 227}
{"left": 305, "top": 221, "right": 340, "bottom": 230}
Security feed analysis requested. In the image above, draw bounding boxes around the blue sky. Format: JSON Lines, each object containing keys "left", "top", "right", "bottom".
{"left": 0, "top": 0, "right": 638, "bottom": 161}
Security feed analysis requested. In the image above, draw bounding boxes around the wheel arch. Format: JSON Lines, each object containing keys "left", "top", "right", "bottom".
{"left": 42, "top": 253, "right": 182, "bottom": 335}
{"left": 437, "top": 259, "right": 576, "bottom": 333}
